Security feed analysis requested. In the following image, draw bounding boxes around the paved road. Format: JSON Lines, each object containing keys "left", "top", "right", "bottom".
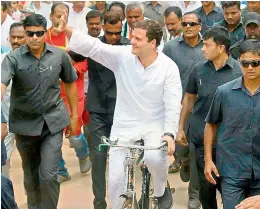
{"left": 10, "top": 139, "right": 223, "bottom": 209}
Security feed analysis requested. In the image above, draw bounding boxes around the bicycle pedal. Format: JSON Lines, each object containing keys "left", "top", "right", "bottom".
{"left": 170, "top": 188, "right": 175, "bottom": 194}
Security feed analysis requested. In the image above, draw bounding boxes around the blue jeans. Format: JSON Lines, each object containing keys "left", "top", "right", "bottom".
{"left": 58, "top": 133, "right": 89, "bottom": 176}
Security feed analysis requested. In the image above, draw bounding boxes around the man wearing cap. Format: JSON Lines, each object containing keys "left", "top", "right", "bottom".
{"left": 230, "top": 12, "right": 260, "bottom": 60}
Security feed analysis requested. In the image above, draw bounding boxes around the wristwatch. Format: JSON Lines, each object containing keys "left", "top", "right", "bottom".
{"left": 163, "top": 132, "right": 175, "bottom": 142}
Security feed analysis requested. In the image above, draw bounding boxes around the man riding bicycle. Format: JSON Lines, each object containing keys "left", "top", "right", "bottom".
{"left": 53, "top": 11, "right": 182, "bottom": 209}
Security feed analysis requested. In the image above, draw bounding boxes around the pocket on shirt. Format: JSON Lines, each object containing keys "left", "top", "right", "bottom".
{"left": 48, "top": 65, "right": 62, "bottom": 86}
{"left": 17, "top": 67, "right": 39, "bottom": 90}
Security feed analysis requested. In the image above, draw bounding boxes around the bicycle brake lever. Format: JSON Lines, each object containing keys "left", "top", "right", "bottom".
{"left": 161, "top": 140, "right": 168, "bottom": 152}
{"left": 98, "top": 144, "right": 109, "bottom": 152}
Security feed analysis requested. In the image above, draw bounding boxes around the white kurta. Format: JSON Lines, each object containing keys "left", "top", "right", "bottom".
{"left": 69, "top": 30, "right": 182, "bottom": 141}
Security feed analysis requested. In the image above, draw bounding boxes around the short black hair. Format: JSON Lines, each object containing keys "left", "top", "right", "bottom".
{"left": 68, "top": 50, "right": 86, "bottom": 63}
{"left": 134, "top": 20, "right": 163, "bottom": 47}
{"left": 221, "top": 1, "right": 241, "bottom": 10}
{"left": 183, "top": 12, "right": 201, "bottom": 24}
{"left": 1, "top": 1, "right": 8, "bottom": 11}
{"left": 23, "top": 14, "right": 47, "bottom": 31}
{"left": 164, "top": 6, "right": 182, "bottom": 19}
{"left": 203, "top": 26, "right": 230, "bottom": 53}
{"left": 51, "top": 2, "right": 69, "bottom": 14}
{"left": 86, "top": 10, "right": 103, "bottom": 22}
{"left": 9, "top": 22, "right": 24, "bottom": 33}
{"left": 104, "top": 11, "right": 121, "bottom": 24}
{"left": 109, "top": 1, "right": 125, "bottom": 14}
{"left": 239, "top": 40, "right": 260, "bottom": 56}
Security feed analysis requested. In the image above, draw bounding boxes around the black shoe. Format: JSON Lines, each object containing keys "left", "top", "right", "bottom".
{"left": 180, "top": 164, "right": 190, "bottom": 182}
{"left": 156, "top": 181, "right": 173, "bottom": 209}
{"left": 168, "top": 160, "right": 181, "bottom": 173}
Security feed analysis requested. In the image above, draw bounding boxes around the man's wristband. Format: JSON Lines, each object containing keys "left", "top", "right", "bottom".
{"left": 163, "top": 132, "right": 175, "bottom": 142}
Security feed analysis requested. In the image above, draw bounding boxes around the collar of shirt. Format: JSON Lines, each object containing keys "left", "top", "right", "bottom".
{"left": 232, "top": 76, "right": 260, "bottom": 95}
{"left": 100, "top": 36, "right": 130, "bottom": 45}
{"left": 134, "top": 50, "right": 162, "bottom": 71}
{"left": 206, "top": 56, "right": 234, "bottom": 70}
{"left": 145, "top": 1, "right": 161, "bottom": 6}
{"left": 220, "top": 18, "right": 243, "bottom": 30}
{"left": 199, "top": 3, "right": 221, "bottom": 14}
{"left": 178, "top": 33, "right": 203, "bottom": 45}
{"left": 21, "top": 43, "right": 54, "bottom": 55}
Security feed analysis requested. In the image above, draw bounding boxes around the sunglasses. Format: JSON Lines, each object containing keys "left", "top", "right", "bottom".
{"left": 181, "top": 22, "right": 200, "bottom": 27}
{"left": 26, "top": 31, "right": 45, "bottom": 37}
{"left": 240, "top": 60, "right": 260, "bottom": 68}
{"left": 105, "top": 31, "right": 122, "bottom": 36}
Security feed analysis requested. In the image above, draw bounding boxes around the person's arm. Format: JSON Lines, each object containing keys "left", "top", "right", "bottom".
{"left": 162, "top": 62, "right": 182, "bottom": 155}
{"left": 1, "top": 111, "right": 8, "bottom": 140}
{"left": 64, "top": 82, "right": 78, "bottom": 136}
{"left": 176, "top": 67, "right": 198, "bottom": 145}
{"left": 178, "top": 93, "right": 197, "bottom": 131}
{"left": 1, "top": 84, "right": 7, "bottom": 100}
{"left": 204, "top": 123, "right": 219, "bottom": 184}
{"left": 52, "top": 11, "right": 128, "bottom": 72}
{"left": 204, "top": 88, "right": 223, "bottom": 184}
{"left": 60, "top": 52, "right": 79, "bottom": 136}
{"left": 64, "top": 82, "right": 78, "bottom": 118}
{"left": 1, "top": 54, "right": 15, "bottom": 100}
{"left": 236, "top": 195, "right": 260, "bottom": 209}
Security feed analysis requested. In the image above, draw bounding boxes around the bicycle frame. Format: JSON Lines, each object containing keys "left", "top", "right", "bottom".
{"left": 99, "top": 136, "right": 167, "bottom": 209}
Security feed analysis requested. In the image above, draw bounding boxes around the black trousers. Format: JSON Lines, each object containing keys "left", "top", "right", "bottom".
{"left": 175, "top": 142, "right": 200, "bottom": 202}
{"left": 195, "top": 145, "right": 221, "bottom": 209}
{"left": 16, "top": 122, "right": 63, "bottom": 209}
{"left": 85, "top": 112, "right": 114, "bottom": 209}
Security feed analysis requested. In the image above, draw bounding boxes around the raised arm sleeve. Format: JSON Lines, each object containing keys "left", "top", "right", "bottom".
{"left": 68, "top": 30, "right": 129, "bottom": 72}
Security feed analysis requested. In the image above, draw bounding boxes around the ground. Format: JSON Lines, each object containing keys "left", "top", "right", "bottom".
{"left": 10, "top": 139, "right": 223, "bottom": 209}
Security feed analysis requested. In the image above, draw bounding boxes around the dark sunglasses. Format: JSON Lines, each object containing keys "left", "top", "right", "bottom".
{"left": 105, "top": 31, "right": 122, "bottom": 36}
{"left": 240, "top": 60, "right": 260, "bottom": 68}
{"left": 26, "top": 30, "right": 45, "bottom": 37}
{"left": 181, "top": 22, "right": 200, "bottom": 27}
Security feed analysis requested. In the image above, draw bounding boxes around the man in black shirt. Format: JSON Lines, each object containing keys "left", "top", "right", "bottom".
{"left": 86, "top": 11, "right": 131, "bottom": 209}
{"left": 177, "top": 27, "right": 242, "bottom": 209}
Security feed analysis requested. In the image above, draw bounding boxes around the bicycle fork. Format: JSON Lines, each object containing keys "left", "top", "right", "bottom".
{"left": 121, "top": 149, "right": 138, "bottom": 209}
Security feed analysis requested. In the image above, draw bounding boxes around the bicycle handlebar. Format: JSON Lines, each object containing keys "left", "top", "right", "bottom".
{"left": 98, "top": 136, "right": 168, "bottom": 152}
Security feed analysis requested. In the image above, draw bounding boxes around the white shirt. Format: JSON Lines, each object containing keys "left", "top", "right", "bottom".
{"left": 169, "top": 1, "right": 202, "bottom": 14}
{"left": 69, "top": 30, "right": 182, "bottom": 140}
{"left": 68, "top": 7, "right": 91, "bottom": 32}
{"left": 1, "top": 15, "right": 15, "bottom": 49}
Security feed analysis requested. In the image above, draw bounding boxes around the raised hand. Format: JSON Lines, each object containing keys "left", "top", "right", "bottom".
{"left": 52, "top": 10, "right": 68, "bottom": 35}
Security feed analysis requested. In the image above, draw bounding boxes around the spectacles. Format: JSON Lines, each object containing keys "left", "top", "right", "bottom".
{"left": 105, "top": 31, "right": 122, "bottom": 36}
{"left": 181, "top": 22, "right": 200, "bottom": 27}
{"left": 26, "top": 31, "right": 45, "bottom": 37}
{"left": 240, "top": 60, "right": 260, "bottom": 68}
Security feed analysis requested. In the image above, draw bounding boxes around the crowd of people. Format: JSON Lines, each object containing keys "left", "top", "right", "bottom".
{"left": 1, "top": 1, "right": 260, "bottom": 209}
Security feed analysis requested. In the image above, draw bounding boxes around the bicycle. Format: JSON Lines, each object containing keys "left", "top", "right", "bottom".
{"left": 99, "top": 136, "right": 174, "bottom": 209}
